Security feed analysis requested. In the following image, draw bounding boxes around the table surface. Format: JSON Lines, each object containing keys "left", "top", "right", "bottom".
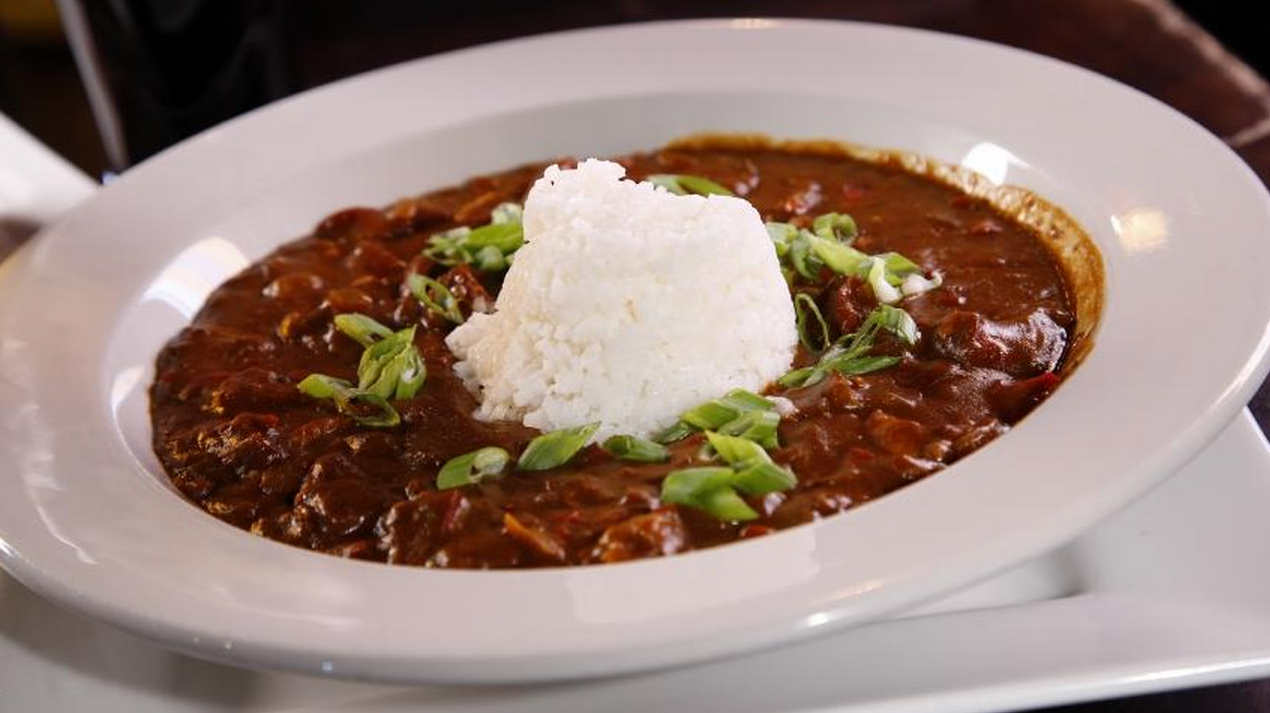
{"left": 2, "top": 1, "right": 1270, "bottom": 711}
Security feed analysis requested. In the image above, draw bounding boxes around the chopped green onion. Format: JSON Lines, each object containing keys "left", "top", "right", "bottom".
{"left": 868, "top": 257, "right": 902, "bottom": 304}
{"left": 358, "top": 328, "right": 410, "bottom": 391}
{"left": 296, "top": 373, "right": 350, "bottom": 401}
{"left": 407, "top": 272, "right": 464, "bottom": 324}
{"left": 333, "top": 313, "right": 393, "bottom": 348}
{"left": 296, "top": 373, "right": 401, "bottom": 428}
{"left": 338, "top": 390, "right": 401, "bottom": 428}
{"left": 680, "top": 389, "right": 773, "bottom": 431}
{"left": 776, "top": 366, "right": 815, "bottom": 387}
{"left": 518, "top": 422, "right": 600, "bottom": 471}
{"left": 901, "top": 271, "right": 944, "bottom": 297}
{"left": 810, "top": 234, "right": 870, "bottom": 275}
{"left": 669, "top": 389, "right": 781, "bottom": 447}
{"left": 646, "top": 174, "right": 735, "bottom": 197}
{"left": 602, "top": 435, "right": 670, "bottom": 463}
{"left": 661, "top": 467, "right": 758, "bottom": 521}
{"left": 767, "top": 222, "right": 797, "bottom": 258}
{"left": 694, "top": 485, "right": 759, "bottom": 521}
{"left": 872, "top": 303, "right": 920, "bottom": 345}
{"left": 793, "top": 292, "right": 831, "bottom": 352}
{"left": 812, "top": 212, "right": 859, "bottom": 243}
{"left": 392, "top": 347, "right": 427, "bottom": 399}
{"left": 424, "top": 226, "right": 471, "bottom": 266}
{"left": 490, "top": 202, "right": 523, "bottom": 224}
{"left": 356, "top": 326, "right": 426, "bottom": 400}
{"left": 788, "top": 230, "right": 821, "bottom": 281}
{"left": 472, "top": 244, "right": 508, "bottom": 271}
{"left": 660, "top": 426, "right": 800, "bottom": 522}
{"left": 681, "top": 401, "right": 741, "bottom": 431}
{"left": 876, "top": 252, "right": 922, "bottom": 279}
{"left": 423, "top": 203, "right": 523, "bottom": 270}
{"left": 437, "top": 446, "right": 511, "bottom": 490}
{"left": 360, "top": 339, "right": 426, "bottom": 400}
{"left": 833, "top": 355, "right": 901, "bottom": 376}
{"left": 767, "top": 212, "right": 939, "bottom": 303}
{"left": 717, "top": 389, "right": 775, "bottom": 413}
{"left": 653, "top": 420, "right": 696, "bottom": 445}
{"left": 716, "top": 408, "right": 781, "bottom": 450}
{"left": 778, "top": 305, "right": 918, "bottom": 388}
{"left": 705, "top": 431, "right": 770, "bottom": 468}
{"left": 465, "top": 221, "right": 524, "bottom": 254}
{"left": 732, "top": 461, "right": 798, "bottom": 495}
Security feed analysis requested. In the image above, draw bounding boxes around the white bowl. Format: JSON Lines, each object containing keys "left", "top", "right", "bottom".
{"left": 2, "top": 19, "right": 1269, "bottom": 684}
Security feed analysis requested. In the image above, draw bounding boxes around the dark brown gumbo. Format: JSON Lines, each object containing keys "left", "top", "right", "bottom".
{"left": 151, "top": 139, "right": 1077, "bottom": 568}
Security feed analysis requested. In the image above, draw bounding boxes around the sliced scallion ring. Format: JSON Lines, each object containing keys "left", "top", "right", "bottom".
{"left": 333, "top": 313, "right": 393, "bottom": 348}
{"left": 716, "top": 408, "right": 781, "bottom": 450}
{"left": 812, "top": 212, "right": 859, "bottom": 243}
{"left": 646, "top": 173, "right": 735, "bottom": 197}
{"left": 660, "top": 467, "right": 757, "bottom": 521}
{"left": 778, "top": 304, "right": 918, "bottom": 388}
{"left": 436, "top": 446, "right": 511, "bottom": 490}
{"left": 518, "top": 422, "right": 600, "bottom": 471}
{"left": 602, "top": 435, "right": 671, "bottom": 463}
{"left": 296, "top": 373, "right": 401, "bottom": 428}
{"left": 793, "top": 292, "right": 831, "bottom": 352}
{"left": 407, "top": 272, "right": 465, "bottom": 324}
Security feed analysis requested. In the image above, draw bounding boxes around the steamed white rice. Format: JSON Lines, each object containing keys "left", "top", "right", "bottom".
{"left": 445, "top": 159, "right": 797, "bottom": 441}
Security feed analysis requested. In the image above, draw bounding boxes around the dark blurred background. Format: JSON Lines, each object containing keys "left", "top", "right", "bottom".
{"left": 0, "top": 0, "right": 1267, "bottom": 175}
{"left": 2, "top": 2, "right": 1270, "bottom": 711}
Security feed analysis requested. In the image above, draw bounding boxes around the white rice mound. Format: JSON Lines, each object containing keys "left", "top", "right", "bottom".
{"left": 445, "top": 159, "right": 797, "bottom": 442}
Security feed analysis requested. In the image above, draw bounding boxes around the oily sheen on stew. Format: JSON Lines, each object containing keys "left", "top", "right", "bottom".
{"left": 150, "top": 142, "right": 1075, "bottom": 568}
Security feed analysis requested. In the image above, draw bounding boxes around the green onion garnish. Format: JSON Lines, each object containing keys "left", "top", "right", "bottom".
{"left": 765, "top": 212, "right": 940, "bottom": 303}
{"left": 296, "top": 373, "right": 401, "bottom": 428}
{"left": 333, "top": 313, "right": 393, "bottom": 348}
{"left": 660, "top": 431, "right": 798, "bottom": 522}
{"left": 661, "top": 467, "right": 758, "bottom": 521}
{"left": 660, "top": 445, "right": 797, "bottom": 522}
{"left": 436, "top": 446, "right": 511, "bottom": 490}
{"left": 767, "top": 222, "right": 797, "bottom": 259}
{"left": 867, "top": 257, "right": 901, "bottom": 304}
{"left": 660, "top": 388, "right": 781, "bottom": 447}
{"left": 681, "top": 400, "right": 741, "bottom": 431}
{"left": 602, "top": 435, "right": 670, "bottom": 463}
{"left": 703, "top": 431, "right": 794, "bottom": 493}
{"left": 424, "top": 202, "right": 524, "bottom": 270}
{"left": 812, "top": 212, "right": 859, "bottom": 243}
{"left": 681, "top": 389, "right": 772, "bottom": 429}
{"left": 705, "top": 431, "right": 769, "bottom": 468}
{"left": 489, "top": 202, "right": 523, "bottom": 224}
{"left": 653, "top": 420, "right": 696, "bottom": 445}
{"left": 808, "top": 233, "right": 870, "bottom": 275}
{"left": 295, "top": 373, "right": 347, "bottom": 400}
{"left": 407, "top": 272, "right": 465, "bottom": 324}
{"left": 715, "top": 408, "right": 781, "bottom": 450}
{"left": 646, "top": 174, "right": 735, "bottom": 197}
{"left": 518, "top": 422, "right": 600, "bottom": 471}
{"left": 732, "top": 461, "right": 798, "bottom": 495}
{"left": 787, "top": 229, "right": 822, "bottom": 281}
{"left": 355, "top": 326, "right": 426, "bottom": 400}
{"left": 464, "top": 221, "right": 524, "bottom": 254}
{"left": 793, "top": 292, "right": 831, "bottom": 352}
{"left": 778, "top": 304, "right": 918, "bottom": 388}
